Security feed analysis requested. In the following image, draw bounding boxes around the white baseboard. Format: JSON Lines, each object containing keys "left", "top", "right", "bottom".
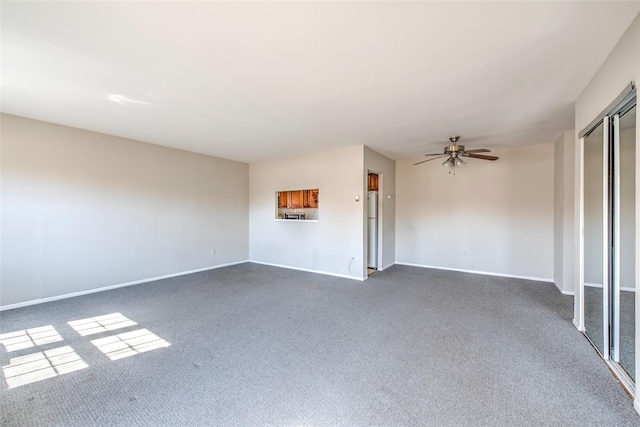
{"left": 634, "top": 398, "right": 640, "bottom": 416}
{"left": 553, "top": 281, "right": 575, "bottom": 296}
{"left": 378, "top": 262, "right": 395, "bottom": 272}
{"left": 572, "top": 318, "right": 584, "bottom": 332}
{"left": 249, "top": 260, "right": 365, "bottom": 281}
{"left": 0, "top": 260, "right": 249, "bottom": 312}
{"left": 395, "top": 262, "right": 554, "bottom": 284}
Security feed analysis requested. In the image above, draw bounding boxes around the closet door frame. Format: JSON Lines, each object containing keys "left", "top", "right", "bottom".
{"left": 579, "top": 83, "right": 636, "bottom": 397}
{"left": 612, "top": 113, "right": 621, "bottom": 363}
{"left": 602, "top": 116, "right": 610, "bottom": 361}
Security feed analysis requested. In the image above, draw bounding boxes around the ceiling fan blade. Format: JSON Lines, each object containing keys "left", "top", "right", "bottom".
{"left": 414, "top": 155, "right": 448, "bottom": 165}
{"left": 464, "top": 153, "right": 499, "bottom": 161}
{"left": 464, "top": 148, "right": 491, "bottom": 154}
{"left": 423, "top": 153, "right": 445, "bottom": 156}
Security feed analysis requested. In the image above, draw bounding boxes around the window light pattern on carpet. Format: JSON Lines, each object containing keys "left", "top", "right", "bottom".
{"left": 68, "top": 312, "right": 137, "bottom": 336}
{"left": 2, "top": 345, "right": 88, "bottom": 389}
{"left": 0, "top": 325, "right": 63, "bottom": 352}
{"left": 91, "top": 328, "right": 170, "bottom": 361}
{"left": 1, "top": 314, "right": 171, "bottom": 389}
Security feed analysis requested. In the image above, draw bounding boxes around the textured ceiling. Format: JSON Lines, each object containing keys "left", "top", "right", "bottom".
{"left": 2, "top": 1, "right": 639, "bottom": 163}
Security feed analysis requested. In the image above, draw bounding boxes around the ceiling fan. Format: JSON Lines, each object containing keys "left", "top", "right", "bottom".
{"left": 414, "top": 136, "right": 498, "bottom": 173}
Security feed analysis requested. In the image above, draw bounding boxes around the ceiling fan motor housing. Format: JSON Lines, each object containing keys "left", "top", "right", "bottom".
{"left": 444, "top": 145, "right": 464, "bottom": 155}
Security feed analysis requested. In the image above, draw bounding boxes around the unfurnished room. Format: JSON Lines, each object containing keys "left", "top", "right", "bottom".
{"left": 1, "top": 1, "right": 640, "bottom": 426}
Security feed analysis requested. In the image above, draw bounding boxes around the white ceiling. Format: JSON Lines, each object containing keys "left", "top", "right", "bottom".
{"left": 2, "top": 1, "right": 639, "bottom": 163}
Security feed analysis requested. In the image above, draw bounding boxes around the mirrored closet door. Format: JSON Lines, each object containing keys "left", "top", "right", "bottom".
{"left": 583, "top": 120, "right": 605, "bottom": 357}
{"left": 582, "top": 85, "right": 636, "bottom": 393}
{"left": 616, "top": 103, "right": 636, "bottom": 382}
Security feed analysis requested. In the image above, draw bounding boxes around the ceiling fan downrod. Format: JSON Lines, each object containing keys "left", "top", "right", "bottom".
{"left": 444, "top": 136, "right": 463, "bottom": 155}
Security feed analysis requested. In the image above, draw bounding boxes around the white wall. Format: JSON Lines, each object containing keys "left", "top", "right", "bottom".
{"left": 562, "top": 130, "right": 576, "bottom": 293}
{"left": 1, "top": 114, "right": 249, "bottom": 308}
{"left": 396, "top": 142, "right": 554, "bottom": 280}
{"left": 554, "top": 133, "right": 565, "bottom": 286}
{"left": 554, "top": 128, "right": 577, "bottom": 294}
{"left": 249, "top": 145, "right": 366, "bottom": 280}
{"left": 364, "top": 146, "right": 396, "bottom": 274}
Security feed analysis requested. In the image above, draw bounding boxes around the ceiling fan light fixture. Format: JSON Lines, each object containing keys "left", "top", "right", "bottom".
{"left": 442, "top": 158, "right": 454, "bottom": 168}
{"left": 454, "top": 157, "right": 466, "bottom": 167}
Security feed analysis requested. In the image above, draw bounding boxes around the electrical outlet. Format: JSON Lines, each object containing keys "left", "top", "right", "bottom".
{"left": 211, "top": 249, "right": 216, "bottom": 255}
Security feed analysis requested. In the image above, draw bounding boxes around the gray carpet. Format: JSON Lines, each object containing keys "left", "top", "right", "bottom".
{"left": 1, "top": 263, "right": 638, "bottom": 426}
{"left": 584, "top": 286, "right": 605, "bottom": 357}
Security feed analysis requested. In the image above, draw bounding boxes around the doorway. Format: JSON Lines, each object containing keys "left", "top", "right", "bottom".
{"left": 581, "top": 85, "right": 636, "bottom": 395}
{"left": 367, "top": 172, "right": 380, "bottom": 275}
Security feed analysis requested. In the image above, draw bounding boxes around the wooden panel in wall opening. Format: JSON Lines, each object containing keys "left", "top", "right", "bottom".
{"left": 303, "top": 190, "right": 310, "bottom": 207}
{"left": 289, "top": 190, "right": 303, "bottom": 208}
{"left": 308, "top": 189, "right": 319, "bottom": 208}
{"left": 278, "top": 191, "right": 288, "bottom": 208}
{"left": 368, "top": 174, "right": 378, "bottom": 191}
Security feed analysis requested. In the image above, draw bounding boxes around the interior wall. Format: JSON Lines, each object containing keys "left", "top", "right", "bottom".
{"left": 249, "top": 145, "right": 366, "bottom": 280}
{"left": 562, "top": 130, "right": 576, "bottom": 293}
{"left": 554, "top": 129, "right": 576, "bottom": 294}
{"left": 1, "top": 114, "right": 250, "bottom": 308}
{"left": 363, "top": 146, "right": 396, "bottom": 274}
{"left": 396, "top": 142, "right": 554, "bottom": 280}
{"left": 554, "top": 132, "right": 565, "bottom": 287}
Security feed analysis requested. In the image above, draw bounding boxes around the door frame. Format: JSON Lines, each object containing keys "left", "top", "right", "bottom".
{"left": 578, "top": 84, "right": 637, "bottom": 396}
{"left": 366, "top": 170, "right": 384, "bottom": 273}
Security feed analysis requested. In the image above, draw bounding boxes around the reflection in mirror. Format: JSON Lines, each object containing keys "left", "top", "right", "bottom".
{"left": 617, "top": 105, "right": 635, "bottom": 381}
{"left": 583, "top": 121, "right": 605, "bottom": 356}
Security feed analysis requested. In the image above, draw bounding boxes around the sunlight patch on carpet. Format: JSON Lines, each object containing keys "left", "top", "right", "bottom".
{"left": 0, "top": 325, "right": 64, "bottom": 352}
{"left": 68, "top": 312, "right": 137, "bottom": 336}
{"left": 2, "top": 345, "right": 88, "bottom": 389}
{"left": 91, "top": 328, "right": 170, "bottom": 361}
